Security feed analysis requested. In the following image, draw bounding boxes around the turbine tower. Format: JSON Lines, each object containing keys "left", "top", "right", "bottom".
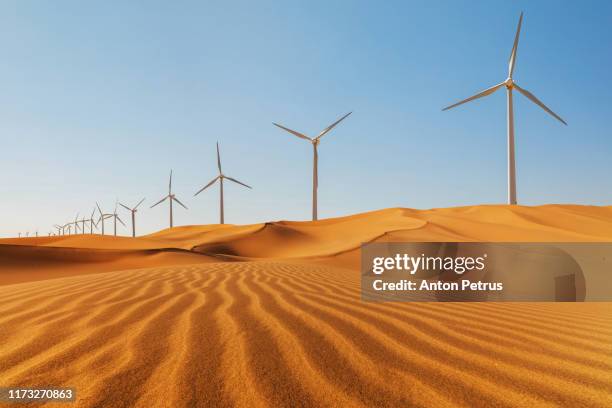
{"left": 119, "top": 198, "right": 145, "bottom": 237}
{"left": 151, "top": 170, "right": 187, "bottom": 228}
{"left": 273, "top": 112, "right": 352, "bottom": 220}
{"left": 442, "top": 12, "right": 566, "bottom": 204}
{"left": 194, "top": 143, "right": 251, "bottom": 224}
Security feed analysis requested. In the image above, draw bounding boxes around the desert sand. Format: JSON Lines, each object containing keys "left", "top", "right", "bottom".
{"left": 0, "top": 205, "right": 611, "bottom": 407}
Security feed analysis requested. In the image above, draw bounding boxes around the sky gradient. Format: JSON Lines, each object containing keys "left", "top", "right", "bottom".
{"left": 2, "top": 0, "right": 611, "bottom": 236}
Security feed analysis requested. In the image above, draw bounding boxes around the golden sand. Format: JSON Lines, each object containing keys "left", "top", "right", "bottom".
{"left": 0, "top": 205, "right": 611, "bottom": 407}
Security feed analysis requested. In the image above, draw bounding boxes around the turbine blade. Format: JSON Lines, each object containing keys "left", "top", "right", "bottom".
{"left": 96, "top": 202, "right": 103, "bottom": 216}
{"left": 118, "top": 202, "right": 131, "bottom": 212}
{"left": 225, "top": 176, "right": 252, "bottom": 189}
{"left": 273, "top": 122, "right": 311, "bottom": 141}
{"left": 194, "top": 176, "right": 220, "bottom": 196}
{"left": 508, "top": 12, "right": 524, "bottom": 77}
{"left": 216, "top": 142, "right": 222, "bottom": 173}
{"left": 150, "top": 196, "right": 169, "bottom": 208}
{"left": 169, "top": 170, "right": 173, "bottom": 194}
{"left": 442, "top": 82, "right": 504, "bottom": 111}
{"left": 134, "top": 198, "right": 146, "bottom": 209}
{"left": 117, "top": 215, "right": 126, "bottom": 227}
{"left": 173, "top": 196, "right": 188, "bottom": 210}
{"left": 514, "top": 83, "right": 567, "bottom": 125}
{"left": 315, "top": 111, "right": 352, "bottom": 140}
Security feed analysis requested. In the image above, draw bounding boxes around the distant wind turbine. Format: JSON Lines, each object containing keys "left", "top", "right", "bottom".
{"left": 96, "top": 203, "right": 113, "bottom": 235}
{"left": 108, "top": 203, "right": 126, "bottom": 236}
{"left": 442, "top": 12, "right": 566, "bottom": 205}
{"left": 119, "top": 198, "right": 145, "bottom": 237}
{"left": 72, "top": 213, "right": 80, "bottom": 235}
{"left": 86, "top": 207, "right": 98, "bottom": 234}
{"left": 194, "top": 143, "right": 251, "bottom": 224}
{"left": 151, "top": 170, "right": 188, "bottom": 228}
{"left": 54, "top": 225, "right": 62, "bottom": 235}
{"left": 273, "top": 112, "right": 352, "bottom": 220}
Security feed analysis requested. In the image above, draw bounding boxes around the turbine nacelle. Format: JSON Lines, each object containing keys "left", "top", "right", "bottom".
{"left": 504, "top": 77, "right": 514, "bottom": 89}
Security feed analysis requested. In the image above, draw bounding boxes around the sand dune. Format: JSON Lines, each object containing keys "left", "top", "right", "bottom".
{"left": 0, "top": 263, "right": 610, "bottom": 407}
{"left": 1, "top": 205, "right": 611, "bottom": 407}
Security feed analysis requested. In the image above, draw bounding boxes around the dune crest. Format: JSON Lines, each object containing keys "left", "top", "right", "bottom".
{"left": 2, "top": 205, "right": 612, "bottom": 285}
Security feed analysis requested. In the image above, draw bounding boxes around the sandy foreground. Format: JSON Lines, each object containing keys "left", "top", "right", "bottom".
{"left": 0, "top": 205, "right": 611, "bottom": 407}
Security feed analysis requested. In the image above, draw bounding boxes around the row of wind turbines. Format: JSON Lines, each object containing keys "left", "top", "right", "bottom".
{"left": 26, "top": 12, "right": 566, "bottom": 238}
{"left": 48, "top": 142, "right": 252, "bottom": 237}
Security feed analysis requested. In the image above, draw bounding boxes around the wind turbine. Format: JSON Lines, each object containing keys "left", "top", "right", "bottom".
{"left": 151, "top": 170, "right": 188, "bottom": 228}
{"left": 72, "top": 213, "right": 80, "bottom": 235}
{"left": 194, "top": 143, "right": 251, "bottom": 224}
{"left": 86, "top": 207, "right": 98, "bottom": 234}
{"left": 108, "top": 202, "right": 126, "bottom": 236}
{"left": 96, "top": 203, "right": 113, "bottom": 235}
{"left": 119, "top": 198, "right": 145, "bottom": 237}
{"left": 273, "top": 112, "right": 352, "bottom": 220}
{"left": 442, "top": 12, "right": 566, "bottom": 205}
{"left": 53, "top": 225, "right": 62, "bottom": 235}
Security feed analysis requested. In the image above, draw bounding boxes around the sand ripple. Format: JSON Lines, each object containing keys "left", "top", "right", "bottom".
{"left": 0, "top": 263, "right": 610, "bottom": 407}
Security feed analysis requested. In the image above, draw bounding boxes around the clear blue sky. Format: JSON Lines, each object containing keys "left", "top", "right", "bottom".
{"left": 1, "top": 0, "right": 611, "bottom": 236}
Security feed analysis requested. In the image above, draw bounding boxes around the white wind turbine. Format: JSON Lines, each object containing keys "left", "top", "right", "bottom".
{"left": 86, "top": 207, "right": 98, "bottom": 234}
{"left": 151, "top": 170, "right": 188, "bottom": 228}
{"left": 109, "top": 203, "right": 126, "bottom": 236}
{"left": 96, "top": 203, "right": 113, "bottom": 235}
{"left": 273, "top": 112, "right": 352, "bottom": 220}
{"left": 72, "top": 213, "right": 80, "bottom": 235}
{"left": 194, "top": 143, "right": 251, "bottom": 224}
{"left": 442, "top": 12, "right": 566, "bottom": 205}
{"left": 119, "top": 198, "right": 145, "bottom": 237}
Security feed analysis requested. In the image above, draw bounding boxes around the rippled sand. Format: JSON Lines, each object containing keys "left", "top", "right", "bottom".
{"left": 1, "top": 206, "right": 611, "bottom": 407}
